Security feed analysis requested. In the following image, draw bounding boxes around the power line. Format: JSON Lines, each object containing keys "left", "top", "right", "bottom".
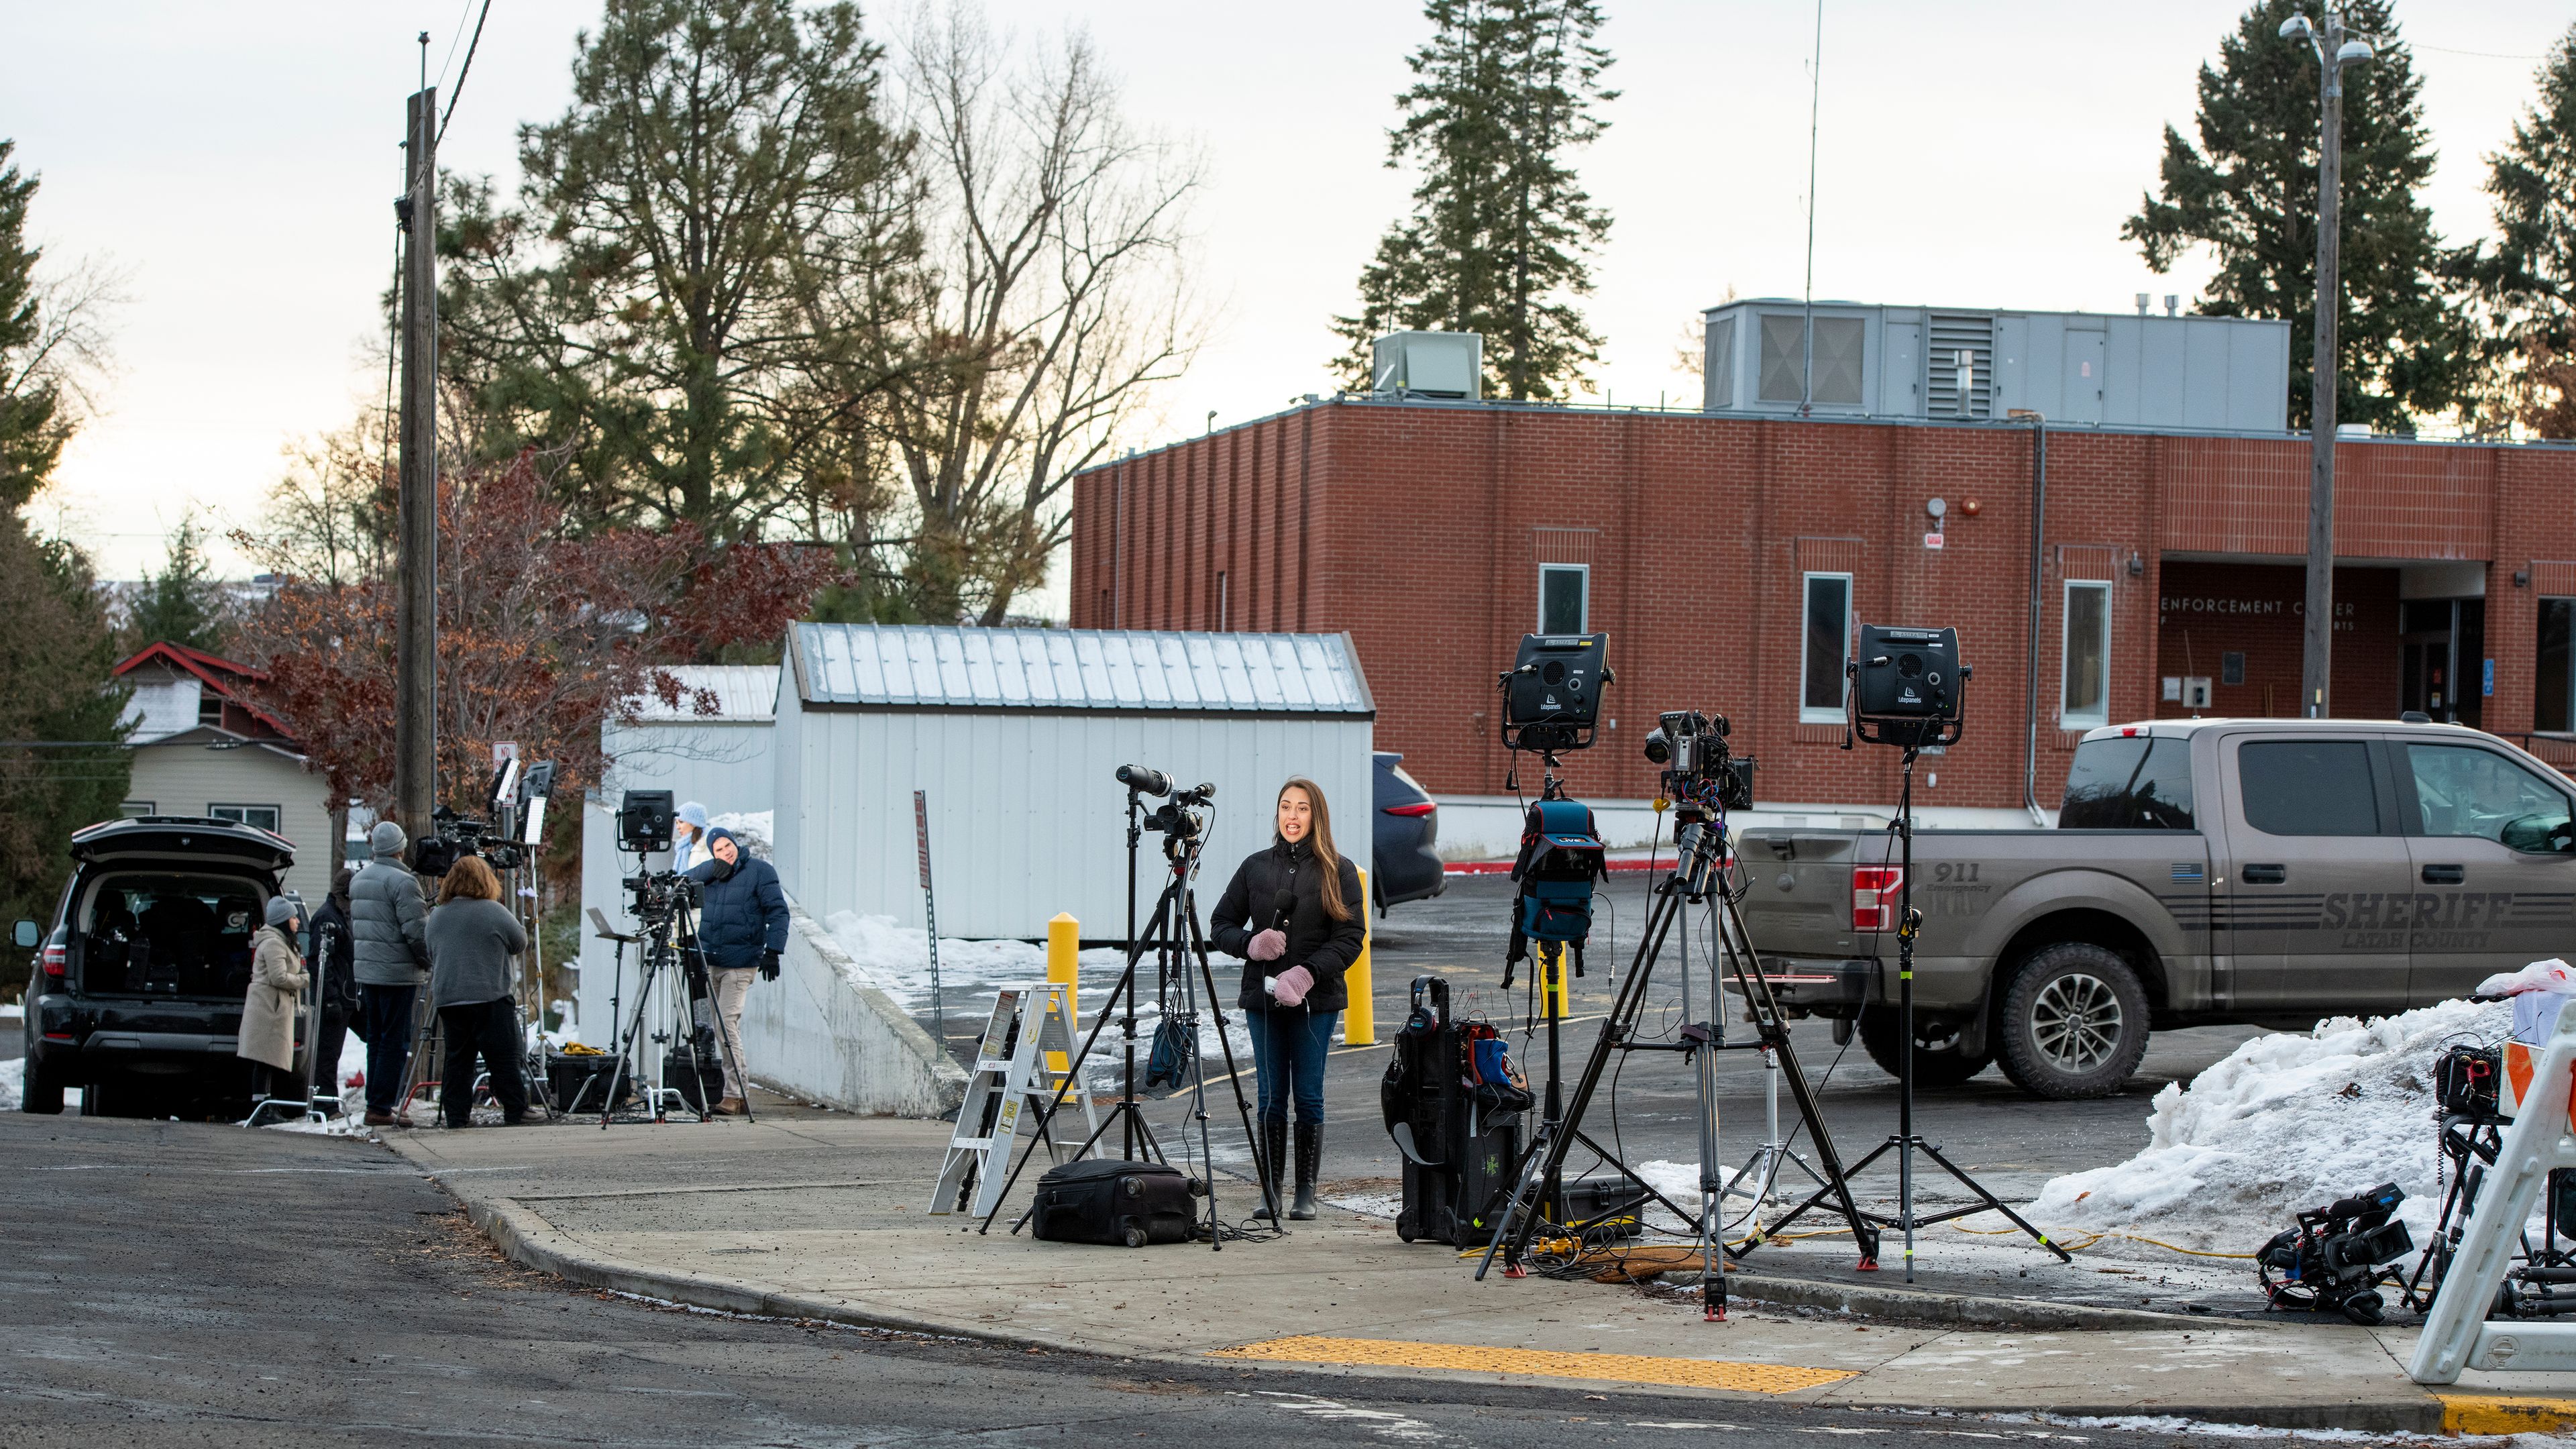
{"left": 437, "top": 0, "right": 495, "bottom": 148}
{"left": 2414, "top": 42, "right": 2546, "bottom": 62}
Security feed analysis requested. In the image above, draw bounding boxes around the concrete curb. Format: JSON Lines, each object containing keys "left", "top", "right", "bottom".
{"left": 460, "top": 1193, "right": 1043, "bottom": 1352}
{"left": 1716, "top": 1267, "right": 2234, "bottom": 1333}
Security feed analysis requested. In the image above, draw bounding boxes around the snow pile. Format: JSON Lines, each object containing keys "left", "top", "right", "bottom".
{"left": 0, "top": 1057, "right": 19, "bottom": 1112}
{"left": 2029, "top": 998, "right": 2509, "bottom": 1253}
{"left": 708, "top": 810, "right": 774, "bottom": 858}
{"left": 820, "top": 910, "right": 1254, "bottom": 1076}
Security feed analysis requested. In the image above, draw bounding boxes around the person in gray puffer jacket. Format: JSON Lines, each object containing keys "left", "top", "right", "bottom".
{"left": 351, "top": 819, "right": 431, "bottom": 1124}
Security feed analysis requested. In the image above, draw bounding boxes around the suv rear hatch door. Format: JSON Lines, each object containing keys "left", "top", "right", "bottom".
{"left": 70, "top": 818, "right": 293, "bottom": 874}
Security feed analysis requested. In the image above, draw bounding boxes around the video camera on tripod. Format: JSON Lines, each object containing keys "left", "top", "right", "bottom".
{"left": 581, "top": 788, "right": 745, "bottom": 1124}
{"left": 1643, "top": 710, "right": 1755, "bottom": 813}
{"left": 411, "top": 757, "right": 557, "bottom": 875}
{"left": 1116, "top": 764, "right": 1215, "bottom": 843}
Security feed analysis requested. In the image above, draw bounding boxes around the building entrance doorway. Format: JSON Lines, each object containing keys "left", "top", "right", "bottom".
{"left": 2400, "top": 598, "right": 2484, "bottom": 727}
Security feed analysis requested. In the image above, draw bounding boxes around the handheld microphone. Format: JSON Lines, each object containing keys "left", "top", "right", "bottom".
{"left": 1269, "top": 888, "right": 1297, "bottom": 932}
{"left": 1115, "top": 763, "right": 1172, "bottom": 796}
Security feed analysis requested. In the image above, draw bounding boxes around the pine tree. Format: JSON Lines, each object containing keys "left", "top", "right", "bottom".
{"left": 1332, "top": 0, "right": 1615, "bottom": 402}
{"left": 2470, "top": 22, "right": 2576, "bottom": 436}
{"left": 125, "top": 517, "right": 231, "bottom": 655}
{"left": 2123, "top": 0, "right": 2469, "bottom": 432}
{"left": 0, "top": 140, "right": 128, "bottom": 988}
{"left": 0, "top": 141, "right": 70, "bottom": 511}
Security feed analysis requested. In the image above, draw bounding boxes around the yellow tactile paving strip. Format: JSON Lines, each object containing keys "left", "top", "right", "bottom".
{"left": 2440, "top": 1394, "right": 2576, "bottom": 1435}
{"left": 1207, "top": 1335, "right": 1856, "bottom": 1393}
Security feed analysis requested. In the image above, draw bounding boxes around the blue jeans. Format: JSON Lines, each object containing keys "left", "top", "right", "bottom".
{"left": 359, "top": 983, "right": 417, "bottom": 1114}
{"left": 1248, "top": 1007, "right": 1337, "bottom": 1126}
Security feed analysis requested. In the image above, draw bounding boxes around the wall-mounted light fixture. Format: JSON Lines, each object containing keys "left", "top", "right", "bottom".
{"left": 2128, "top": 551, "right": 2146, "bottom": 578}
{"left": 2516, "top": 570, "right": 2532, "bottom": 588}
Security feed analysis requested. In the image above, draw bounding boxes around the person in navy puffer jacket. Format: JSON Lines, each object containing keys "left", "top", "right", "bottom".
{"left": 685, "top": 828, "right": 788, "bottom": 1115}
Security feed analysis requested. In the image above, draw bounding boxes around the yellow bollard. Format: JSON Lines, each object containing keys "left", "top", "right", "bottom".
{"left": 1046, "top": 912, "right": 1079, "bottom": 1074}
{"left": 1342, "top": 867, "right": 1376, "bottom": 1045}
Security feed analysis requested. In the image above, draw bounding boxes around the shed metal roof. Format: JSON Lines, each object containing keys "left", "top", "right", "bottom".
{"left": 624, "top": 665, "right": 780, "bottom": 722}
{"left": 792, "top": 625, "right": 1373, "bottom": 715}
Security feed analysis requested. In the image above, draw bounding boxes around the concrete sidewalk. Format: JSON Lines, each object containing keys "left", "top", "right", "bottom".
{"left": 382, "top": 1106, "right": 2576, "bottom": 1436}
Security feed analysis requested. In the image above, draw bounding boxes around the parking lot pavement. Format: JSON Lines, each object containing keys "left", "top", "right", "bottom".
{"left": 1335, "top": 873, "right": 2265, "bottom": 1203}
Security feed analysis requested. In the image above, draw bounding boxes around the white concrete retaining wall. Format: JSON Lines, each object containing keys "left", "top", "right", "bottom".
{"left": 736, "top": 893, "right": 967, "bottom": 1119}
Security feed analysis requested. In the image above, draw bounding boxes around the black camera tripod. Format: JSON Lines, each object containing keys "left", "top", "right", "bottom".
{"left": 977, "top": 783, "right": 1281, "bottom": 1246}
{"left": 1479, "top": 782, "right": 1881, "bottom": 1317}
{"left": 594, "top": 875, "right": 754, "bottom": 1128}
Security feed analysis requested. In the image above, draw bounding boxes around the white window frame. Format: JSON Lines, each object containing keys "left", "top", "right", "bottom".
{"left": 209, "top": 803, "right": 282, "bottom": 833}
{"left": 1799, "top": 571, "right": 1854, "bottom": 724}
{"left": 1537, "top": 563, "right": 1590, "bottom": 635}
{"left": 2060, "top": 579, "right": 2113, "bottom": 731}
{"left": 118, "top": 800, "right": 156, "bottom": 818}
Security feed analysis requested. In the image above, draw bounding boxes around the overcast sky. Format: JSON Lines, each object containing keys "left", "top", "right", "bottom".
{"left": 7, "top": 1, "right": 2569, "bottom": 608}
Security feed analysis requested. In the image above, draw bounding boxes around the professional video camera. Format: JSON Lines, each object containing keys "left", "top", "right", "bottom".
{"left": 1643, "top": 709, "right": 1756, "bottom": 812}
{"left": 1118, "top": 764, "right": 1214, "bottom": 842}
{"left": 1497, "top": 633, "right": 1611, "bottom": 755}
{"left": 621, "top": 865, "right": 700, "bottom": 926}
{"left": 2257, "top": 1181, "right": 2413, "bottom": 1324}
{"left": 413, "top": 757, "right": 557, "bottom": 875}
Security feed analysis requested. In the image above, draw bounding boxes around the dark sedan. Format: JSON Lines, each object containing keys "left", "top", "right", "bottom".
{"left": 1370, "top": 751, "right": 1446, "bottom": 914}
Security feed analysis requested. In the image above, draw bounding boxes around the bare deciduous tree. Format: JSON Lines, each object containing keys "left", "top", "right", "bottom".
{"left": 876, "top": 5, "right": 1204, "bottom": 625}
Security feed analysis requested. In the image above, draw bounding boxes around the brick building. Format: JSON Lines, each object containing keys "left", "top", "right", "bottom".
{"left": 1066, "top": 398, "right": 2576, "bottom": 822}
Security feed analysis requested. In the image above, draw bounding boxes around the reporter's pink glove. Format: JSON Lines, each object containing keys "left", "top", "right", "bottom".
{"left": 1273, "top": 965, "right": 1314, "bottom": 1008}
{"left": 1248, "top": 928, "right": 1287, "bottom": 961}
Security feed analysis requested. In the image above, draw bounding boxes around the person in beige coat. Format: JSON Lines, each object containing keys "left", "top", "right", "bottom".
{"left": 237, "top": 895, "right": 310, "bottom": 1101}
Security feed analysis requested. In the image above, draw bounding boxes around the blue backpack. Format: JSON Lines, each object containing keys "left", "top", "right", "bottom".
{"left": 1509, "top": 798, "right": 1605, "bottom": 967}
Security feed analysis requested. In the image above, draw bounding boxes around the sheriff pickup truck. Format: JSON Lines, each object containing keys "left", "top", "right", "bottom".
{"left": 1734, "top": 718, "right": 2576, "bottom": 1099}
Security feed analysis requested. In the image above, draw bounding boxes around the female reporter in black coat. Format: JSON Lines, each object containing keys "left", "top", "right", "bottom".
{"left": 1211, "top": 777, "right": 1366, "bottom": 1222}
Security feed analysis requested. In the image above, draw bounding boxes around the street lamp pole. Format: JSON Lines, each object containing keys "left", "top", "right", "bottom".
{"left": 2288, "top": 7, "right": 2371, "bottom": 719}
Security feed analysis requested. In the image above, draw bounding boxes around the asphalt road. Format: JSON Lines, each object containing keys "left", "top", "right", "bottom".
{"left": 0, "top": 1112, "right": 2200, "bottom": 1448}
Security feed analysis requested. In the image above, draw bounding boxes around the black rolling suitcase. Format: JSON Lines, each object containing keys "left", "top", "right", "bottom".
{"left": 1028, "top": 1159, "right": 1198, "bottom": 1247}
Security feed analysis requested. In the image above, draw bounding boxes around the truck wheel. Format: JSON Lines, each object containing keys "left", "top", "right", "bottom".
{"left": 19, "top": 1059, "right": 64, "bottom": 1114}
{"left": 1857, "top": 1014, "right": 1994, "bottom": 1087}
{"left": 1996, "top": 944, "right": 2150, "bottom": 1099}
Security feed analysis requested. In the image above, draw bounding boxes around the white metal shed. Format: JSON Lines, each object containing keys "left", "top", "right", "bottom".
{"left": 775, "top": 625, "right": 1375, "bottom": 940}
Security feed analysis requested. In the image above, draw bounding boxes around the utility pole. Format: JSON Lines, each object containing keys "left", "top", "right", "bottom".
{"left": 2289, "top": 8, "right": 2372, "bottom": 718}
{"left": 394, "top": 72, "right": 439, "bottom": 843}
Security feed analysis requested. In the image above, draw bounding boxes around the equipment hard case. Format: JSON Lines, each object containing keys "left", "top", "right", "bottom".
{"left": 1028, "top": 1159, "right": 1197, "bottom": 1247}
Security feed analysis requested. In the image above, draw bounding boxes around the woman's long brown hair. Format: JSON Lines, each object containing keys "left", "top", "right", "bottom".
{"left": 437, "top": 855, "right": 503, "bottom": 906}
{"left": 1279, "top": 777, "right": 1351, "bottom": 922}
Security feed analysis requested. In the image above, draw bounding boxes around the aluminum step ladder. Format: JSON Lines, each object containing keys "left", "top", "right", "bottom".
{"left": 930, "top": 982, "right": 1094, "bottom": 1218}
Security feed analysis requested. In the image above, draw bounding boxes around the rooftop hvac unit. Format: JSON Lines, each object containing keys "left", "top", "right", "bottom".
{"left": 1371, "top": 331, "right": 1483, "bottom": 400}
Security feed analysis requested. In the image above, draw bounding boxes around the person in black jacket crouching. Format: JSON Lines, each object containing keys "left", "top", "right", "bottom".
{"left": 686, "top": 828, "right": 788, "bottom": 1116}
{"left": 1211, "top": 777, "right": 1366, "bottom": 1221}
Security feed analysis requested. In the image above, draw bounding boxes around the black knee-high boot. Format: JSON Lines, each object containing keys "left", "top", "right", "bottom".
{"left": 1254, "top": 1118, "right": 1289, "bottom": 1219}
{"left": 1291, "top": 1122, "right": 1322, "bottom": 1220}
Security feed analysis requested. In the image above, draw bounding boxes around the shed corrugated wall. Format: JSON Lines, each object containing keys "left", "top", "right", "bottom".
{"left": 777, "top": 706, "right": 1373, "bottom": 941}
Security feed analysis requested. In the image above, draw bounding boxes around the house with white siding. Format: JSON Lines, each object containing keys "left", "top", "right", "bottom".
{"left": 113, "top": 643, "right": 337, "bottom": 906}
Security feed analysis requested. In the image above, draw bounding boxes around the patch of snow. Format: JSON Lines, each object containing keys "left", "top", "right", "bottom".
{"left": 1326, "top": 1190, "right": 1403, "bottom": 1220}
{"left": 819, "top": 910, "right": 1255, "bottom": 1080}
{"left": 2028, "top": 998, "right": 2509, "bottom": 1254}
{"left": 0, "top": 1057, "right": 18, "bottom": 1111}
{"left": 708, "top": 810, "right": 773, "bottom": 858}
